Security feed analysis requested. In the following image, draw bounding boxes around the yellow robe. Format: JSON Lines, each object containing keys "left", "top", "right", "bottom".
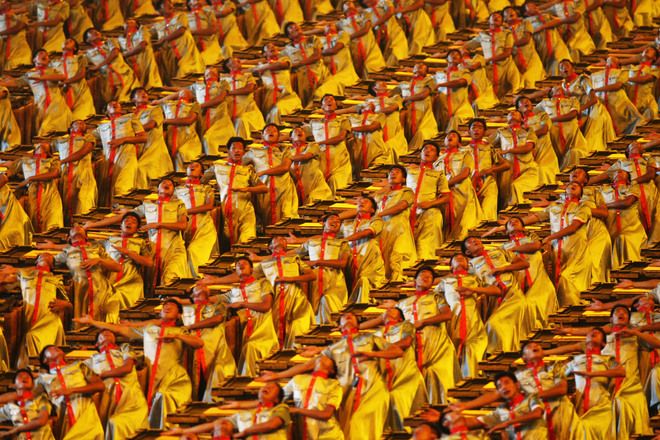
{"left": 239, "top": 0, "right": 279, "bottom": 46}
{"left": 37, "top": 363, "right": 105, "bottom": 440}
{"left": 162, "top": 100, "right": 203, "bottom": 171}
{"left": 536, "top": 96, "right": 589, "bottom": 171}
{"left": 85, "top": 38, "right": 139, "bottom": 103}
{"left": 96, "top": 114, "right": 141, "bottom": 200}
{"left": 103, "top": 235, "right": 150, "bottom": 308}
{"left": 134, "top": 105, "right": 174, "bottom": 188}
{"left": 406, "top": 164, "right": 448, "bottom": 259}
{"left": 309, "top": 116, "right": 353, "bottom": 195}
{"left": 0, "top": 394, "right": 54, "bottom": 440}
{"left": 54, "top": 134, "right": 98, "bottom": 219}
{"left": 492, "top": 126, "right": 539, "bottom": 207}
{"left": 118, "top": 27, "right": 163, "bottom": 90}
{"left": 191, "top": 80, "right": 233, "bottom": 155}
{"left": 297, "top": 237, "right": 350, "bottom": 324}
{"left": 0, "top": 185, "right": 32, "bottom": 251}
{"left": 287, "top": 142, "right": 333, "bottom": 204}
{"left": 255, "top": 255, "right": 315, "bottom": 349}
{"left": 398, "top": 292, "right": 458, "bottom": 404}
{"left": 21, "top": 155, "right": 63, "bottom": 232}
{"left": 175, "top": 182, "right": 218, "bottom": 276}
{"left": 84, "top": 345, "right": 149, "bottom": 440}
{"left": 377, "top": 187, "right": 418, "bottom": 281}
{"left": 182, "top": 302, "right": 236, "bottom": 401}
{"left": 222, "top": 278, "right": 278, "bottom": 376}
{"left": 24, "top": 68, "right": 72, "bottom": 137}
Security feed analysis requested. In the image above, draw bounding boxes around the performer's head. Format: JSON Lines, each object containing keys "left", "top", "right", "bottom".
{"left": 158, "top": 177, "right": 176, "bottom": 199}
{"left": 611, "top": 169, "right": 630, "bottom": 186}
{"left": 502, "top": 5, "right": 521, "bottom": 23}
{"left": 414, "top": 266, "right": 436, "bottom": 290}
{"left": 12, "top": 369, "right": 35, "bottom": 393}
{"left": 383, "top": 307, "right": 404, "bottom": 326}
{"left": 505, "top": 217, "right": 526, "bottom": 234}
{"left": 642, "top": 46, "right": 659, "bottom": 64}
{"left": 610, "top": 305, "right": 631, "bottom": 327}
{"left": 321, "top": 213, "right": 341, "bottom": 234}
{"left": 191, "top": 285, "right": 211, "bottom": 304}
{"left": 283, "top": 22, "right": 302, "bottom": 41}
{"left": 269, "top": 236, "right": 287, "bottom": 254}
{"left": 450, "top": 254, "right": 469, "bottom": 272}
{"left": 461, "top": 236, "right": 484, "bottom": 257}
{"left": 558, "top": 59, "right": 575, "bottom": 78}
{"left": 357, "top": 195, "right": 378, "bottom": 215}
{"left": 421, "top": 142, "right": 440, "bottom": 163}
{"left": 494, "top": 371, "right": 521, "bottom": 401}
{"left": 507, "top": 109, "right": 524, "bottom": 127}
{"left": 290, "top": 127, "right": 306, "bottom": 143}
{"left": 120, "top": 212, "right": 142, "bottom": 236}
{"left": 412, "top": 423, "right": 440, "bottom": 440}
{"left": 83, "top": 28, "right": 103, "bottom": 45}
{"left": 412, "top": 63, "right": 427, "bottom": 78}
{"left": 313, "top": 355, "right": 337, "bottom": 378}
{"left": 227, "top": 137, "right": 247, "bottom": 162}
{"left": 262, "top": 124, "right": 280, "bottom": 143}
{"left": 564, "top": 181, "right": 583, "bottom": 200}
{"left": 320, "top": 94, "right": 337, "bottom": 113}
{"left": 569, "top": 167, "right": 589, "bottom": 186}
{"left": 258, "top": 382, "right": 284, "bottom": 406}
{"left": 488, "top": 11, "right": 503, "bottom": 28}
{"left": 447, "top": 48, "right": 462, "bottom": 66}
{"left": 339, "top": 312, "right": 359, "bottom": 332}
{"left": 468, "top": 118, "right": 487, "bottom": 139}
{"left": 36, "top": 253, "right": 55, "bottom": 271}
{"left": 625, "top": 141, "right": 643, "bottom": 159}
{"left": 632, "top": 294, "right": 655, "bottom": 313}
{"left": 204, "top": 66, "right": 219, "bottom": 83}
{"left": 186, "top": 161, "right": 204, "bottom": 178}
{"left": 62, "top": 38, "right": 79, "bottom": 54}
{"left": 106, "top": 101, "right": 123, "bottom": 118}
{"left": 39, "top": 345, "right": 65, "bottom": 370}
{"left": 95, "top": 329, "right": 117, "bottom": 351}
{"left": 387, "top": 164, "right": 407, "bottom": 185}
{"left": 131, "top": 87, "right": 149, "bottom": 106}
{"left": 586, "top": 327, "right": 607, "bottom": 350}
{"left": 68, "top": 225, "right": 88, "bottom": 245}
{"left": 263, "top": 42, "right": 279, "bottom": 60}
{"left": 521, "top": 341, "right": 544, "bottom": 364}
{"left": 234, "top": 256, "right": 253, "bottom": 278}
{"left": 444, "top": 131, "right": 462, "bottom": 148}
{"left": 515, "top": 96, "right": 533, "bottom": 115}
{"left": 33, "top": 49, "right": 49, "bottom": 67}
{"left": 161, "top": 298, "right": 184, "bottom": 322}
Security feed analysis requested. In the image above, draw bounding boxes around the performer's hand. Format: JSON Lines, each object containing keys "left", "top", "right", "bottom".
{"left": 447, "top": 402, "right": 467, "bottom": 413}
{"left": 614, "top": 279, "right": 635, "bottom": 289}
{"left": 48, "top": 299, "right": 71, "bottom": 314}
{"left": 378, "top": 299, "right": 397, "bottom": 309}
{"left": 80, "top": 258, "right": 101, "bottom": 269}
{"left": 140, "top": 223, "right": 161, "bottom": 231}
{"left": 419, "top": 408, "right": 441, "bottom": 423}
{"left": 257, "top": 371, "right": 280, "bottom": 382}
{"left": 487, "top": 421, "right": 510, "bottom": 434}
{"left": 219, "top": 401, "right": 241, "bottom": 409}
{"left": 51, "top": 387, "right": 72, "bottom": 399}
{"left": 585, "top": 300, "right": 606, "bottom": 311}
{"left": 456, "top": 286, "right": 474, "bottom": 297}
{"left": 573, "top": 370, "right": 596, "bottom": 377}
{"left": 162, "top": 427, "right": 183, "bottom": 436}
{"left": 73, "top": 315, "right": 94, "bottom": 325}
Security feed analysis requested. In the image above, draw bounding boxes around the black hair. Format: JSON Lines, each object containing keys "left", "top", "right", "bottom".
{"left": 283, "top": 21, "right": 297, "bottom": 38}
{"left": 321, "top": 93, "right": 335, "bottom": 103}
{"left": 39, "top": 345, "right": 57, "bottom": 370}
{"left": 460, "top": 236, "right": 478, "bottom": 256}
{"left": 227, "top": 136, "right": 246, "bottom": 150}
{"left": 235, "top": 256, "right": 253, "bottom": 268}
{"left": 275, "top": 382, "right": 284, "bottom": 403}
{"left": 262, "top": 123, "right": 279, "bottom": 133}
{"left": 130, "top": 87, "right": 147, "bottom": 101}
{"left": 95, "top": 329, "right": 115, "bottom": 345}
{"left": 321, "top": 213, "right": 340, "bottom": 223}
{"left": 446, "top": 130, "right": 462, "bottom": 143}
{"left": 415, "top": 265, "right": 436, "bottom": 280}
{"left": 591, "top": 327, "right": 607, "bottom": 346}
{"left": 514, "top": 95, "right": 531, "bottom": 110}
{"left": 159, "top": 177, "right": 176, "bottom": 188}
{"left": 422, "top": 142, "right": 441, "bottom": 157}
{"left": 32, "top": 48, "right": 47, "bottom": 61}
{"left": 83, "top": 28, "right": 97, "bottom": 43}
{"left": 121, "top": 211, "right": 142, "bottom": 228}
{"left": 391, "top": 307, "right": 405, "bottom": 322}
{"left": 468, "top": 118, "right": 487, "bottom": 131}
{"left": 494, "top": 370, "right": 518, "bottom": 384}
{"left": 446, "top": 48, "right": 462, "bottom": 59}
{"left": 389, "top": 164, "right": 407, "bottom": 179}
{"left": 162, "top": 298, "right": 183, "bottom": 314}
{"left": 12, "top": 368, "right": 34, "bottom": 384}
{"left": 362, "top": 195, "right": 379, "bottom": 212}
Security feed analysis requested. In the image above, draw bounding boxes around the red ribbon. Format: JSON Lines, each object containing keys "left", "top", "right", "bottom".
{"left": 146, "top": 320, "right": 176, "bottom": 409}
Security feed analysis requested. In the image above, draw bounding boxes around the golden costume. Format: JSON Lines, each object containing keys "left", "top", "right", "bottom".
{"left": 53, "top": 133, "right": 98, "bottom": 219}
{"left": 162, "top": 99, "right": 203, "bottom": 171}
{"left": 492, "top": 125, "right": 539, "bottom": 207}
{"left": 20, "top": 155, "right": 63, "bottom": 232}
{"left": 221, "top": 277, "right": 278, "bottom": 376}
{"left": 191, "top": 80, "right": 234, "bottom": 155}
{"left": 309, "top": 116, "right": 353, "bottom": 194}
{"left": 24, "top": 67, "right": 72, "bottom": 136}
{"left": 377, "top": 186, "right": 417, "bottom": 281}
{"left": 85, "top": 39, "right": 139, "bottom": 103}
{"left": 151, "top": 13, "right": 205, "bottom": 83}
{"left": 103, "top": 234, "right": 150, "bottom": 308}
{"left": 96, "top": 114, "right": 140, "bottom": 199}
{"left": 287, "top": 141, "right": 333, "bottom": 204}
{"left": 118, "top": 27, "right": 163, "bottom": 90}
{"left": 0, "top": 394, "right": 54, "bottom": 440}
{"left": 134, "top": 105, "right": 174, "bottom": 189}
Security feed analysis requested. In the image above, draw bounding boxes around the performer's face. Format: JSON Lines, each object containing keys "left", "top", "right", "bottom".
{"left": 569, "top": 169, "right": 588, "bottom": 186}
{"left": 258, "top": 382, "right": 280, "bottom": 404}
{"left": 158, "top": 179, "right": 175, "bottom": 198}
{"left": 96, "top": 330, "right": 116, "bottom": 349}
{"left": 505, "top": 218, "right": 524, "bottom": 234}
{"left": 450, "top": 255, "right": 468, "bottom": 272}
{"left": 121, "top": 215, "right": 139, "bottom": 235}
{"left": 160, "top": 302, "right": 180, "bottom": 321}
{"left": 559, "top": 61, "right": 573, "bottom": 78}
{"left": 565, "top": 182, "right": 582, "bottom": 199}
{"left": 387, "top": 167, "right": 405, "bottom": 185}
{"left": 415, "top": 270, "right": 434, "bottom": 290}
{"left": 14, "top": 371, "right": 34, "bottom": 391}
{"left": 132, "top": 89, "right": 149, "bottom": 105}
{"left": 262, "top": 125, "right": 279, "bottom": 143}
{"left": 187, "top": 162, "right": 203, "bottom": 178}
{"left": 44, "top": 346, "right": 65, "bottom": 364}
{"left": 357, "top": 197, "right": 375, "bottom": 214}
{"left": 611, "top": 307, "right": 630, "bottom": 326}
{"left": 321, "top": 96, "right": 337, "bottom": 113}
{"left": 36, "top": 253, "right": 54, "bottom": 271}
{"left": 286, "top": 23, "right": 301, "bottom": 41}
{"left": 421, "top": 144, "right": 439, "bottom": 163}
{"left": 469, "top": 121, "right": 485, "bottom": 139}
{"left": 323, "top": 215, "right": 341, "bottom": 233}
{"left": 191, "top": 286, "right": 210, "bottom": 304}
{"left": 586, "top": 328, "right": 605, "bottom": 347}
{"left": 229, "top": 142, "right": 246, "bottom": 162}
{"left": 269, "top": 237, "right": 287, "bottom": 253}
{"left": 204, "top": 67, "right": 219, "bottom": 83}
{"left": 69, "top": 226, "right": 87, "bottom": 244}
{"left": 522, "top": 342, "right": 544, "bottom": 363}
{"left": 235, "top": 259, "right": 252, "bottom": 277}
{"left": 463, "top": 237, "right": 483, "bottom": 257}
{"left": 495, "top": 376, "right": 519, "bottom": 400}
{"left": 516, "top": 98, "right": 532, "bottom": 115}
{"left": 339, "top": 313, "right": 358, "bottom": 331}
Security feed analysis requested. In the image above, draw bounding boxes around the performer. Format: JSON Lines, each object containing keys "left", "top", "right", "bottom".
{"left": 37, "top": 345, "right": 105, "bottom": 440}
{"left": 75, "top": 299, "right": 202, "bottom": 429}
{"left": 119, "top": 19, "right": 163, "bottom": 90}
{"left": 400, "top": 63, "right": 437, "bottom": 151}
{"left": 191, "top": 66, "right": 234, "bottom": 155}
{"left": 287, "top": 126, "right": 333, "bottom": 204}
{"left": 223, "top": 56, "right": 266, "bottom": 139}
{"left": 157, "top": 89, "right": 203, "bottom": 171}
{"left": 259, "top": 312, "right": 402, "bottom": 440}
{"left": 53, "top": 120, "right": 97, "bottom": 222}
{"left": 253, "top": 43, "right": 302, "bottom": 124}
{"left": 209, "top": 137, "right": 267, "bottom": 249}
{"left": 56, "top": 39, "right": 95, "bottom": 121}
{"left": 516, "top": 96, "right": 559, "bottom": 184}
{"left": 82, "top": 330, "right": 149, "bottom": 440}
{"left": 187, "top": 0, "right": 222, "bottom": 66}
{"left": 0, "top": 369, "right": 54, "bottom": 439}
{"left": 175, "top": 162, "right": 218, "bottom": 277}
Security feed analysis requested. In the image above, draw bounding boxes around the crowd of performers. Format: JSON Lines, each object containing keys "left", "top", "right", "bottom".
{"left": 0, "top": 0, "right": 660, "bottom": 437}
